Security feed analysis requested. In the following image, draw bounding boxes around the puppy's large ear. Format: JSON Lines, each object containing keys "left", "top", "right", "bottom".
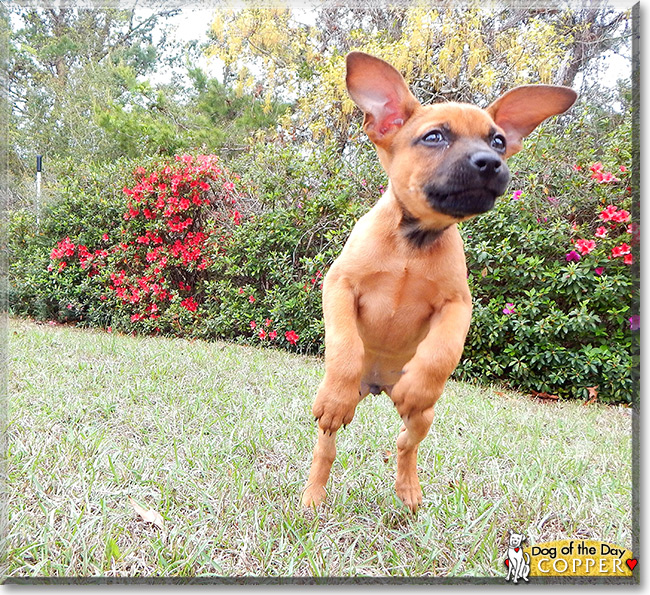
{"left": 486, "top": 85, "right": 577, "bottom": 157}
{"left": 346, "top": 52, "right": 420, "bottom": 146}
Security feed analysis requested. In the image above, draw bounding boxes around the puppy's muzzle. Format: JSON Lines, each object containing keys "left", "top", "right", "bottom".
{"left": 426, "top": 151, "right": 511, "bottom": 218}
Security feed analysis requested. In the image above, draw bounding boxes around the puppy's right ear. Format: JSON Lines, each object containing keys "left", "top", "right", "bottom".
{"left": 346, "top": 52, "right": 420, "bottom": 147}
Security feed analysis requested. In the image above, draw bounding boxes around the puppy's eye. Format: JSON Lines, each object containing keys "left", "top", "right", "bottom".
{"left": 491, "top": 134, "right": 507, "bottom": 152}
{"left": 422, "top": 130, "right": 446, "bottom": 145}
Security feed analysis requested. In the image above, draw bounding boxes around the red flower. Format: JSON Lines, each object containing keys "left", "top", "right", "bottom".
{"left": 258, "top": 330, "right": 266, "bottom": 339}
{"left": 285, "top": 330, "right": 299, "bottom": 345}
{"left": 624, "top": 253, "right": 634, "bottom": 265}
{"left": 269, "top": 331, "right": 277, "bottom": 340}
{"left": 594, "top": 226, "right": 608, "bottom": 238}
{"left": 180, "top": 297, "right": 198, "bottom": 312}
{"left": 248, "top": 295, "right": 256, "bottom": 303}
{"left": 250, "top": 320, "right": 257, "bottom": 329}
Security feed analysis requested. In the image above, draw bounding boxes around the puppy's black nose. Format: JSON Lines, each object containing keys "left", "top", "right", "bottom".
{"left": 469, "top": 152, "right": 503, "bottom": 177}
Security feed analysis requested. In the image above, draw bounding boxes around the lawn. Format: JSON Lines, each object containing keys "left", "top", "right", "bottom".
{"left": 2, "top": 318, "right": 633, "bottom": 580}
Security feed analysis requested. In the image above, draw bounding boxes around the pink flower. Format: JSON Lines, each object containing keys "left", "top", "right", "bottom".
{"left": 502, "top": 303, "right": 515, "bottom": 315}
{"left": 571, "top": 164, "right": 582, "bottom": 172}
{"left": 258, "top": 330, "right": 266, "bottom": 339}
{"left": 629, "top": 315, "right": 640, "bottom": 331}
{"left": 248, "top": 295, "right": 256, "bottom": 303}
{"left": 595, "top": 226, "right": 608, "bottom": 238}
{"left": 624, "top": 253, "right": 634, "bottom": 265}
{"left": 565, "top": 251, "right": 581, "bottom": 262}
{"left": 269, "top": 331, "right": 278, "bottom": 340}
{"left": 250, "top": 320, "right": 257, "bottom": 329}
{"left": 511, "top": 190, "right": 523, "bottom": 200}
{"left": 575, "top": 239, "right": 596, "bottom": 255}
{"left": 596, "top": 171, "right": 619, "bottom": 183}
{"left": 599, "top": 205, "right": 619, "bottom": 222}
{"left": 595, "top": 267, "right": 604, "bottom": 276}
{"left": 611, "top": 243, "right": 631, "bottom": 258}
{"left": 612, "top": 209, "right": 630, "bottom": 223}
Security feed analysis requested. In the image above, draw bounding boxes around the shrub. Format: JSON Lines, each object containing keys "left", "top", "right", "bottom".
{"left": 12, "top": 147, "right": 371, "bottom": 353}
{"left": 8, "top": 157, "right": 140, "bottom": 322}
{"left": 457, "top": 121, "right": 636, "bottom": 403}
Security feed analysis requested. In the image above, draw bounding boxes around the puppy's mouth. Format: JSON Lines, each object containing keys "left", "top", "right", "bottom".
{"left": 425, "top": 186, "right": 501, "bottom": 219}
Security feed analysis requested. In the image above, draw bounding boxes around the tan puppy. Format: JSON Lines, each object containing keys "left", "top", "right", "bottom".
{"left": 302, "top": 52, "right": 576, "bottom": 512}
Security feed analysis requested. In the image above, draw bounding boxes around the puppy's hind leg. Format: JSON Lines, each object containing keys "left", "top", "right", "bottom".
{"left": 394, "top": 405, "right": 435, "bottom": 512}
{"left": 301, "top": 428, "right": 337, "bottom": 508}
{"left": 302, "top": 381, "right": 366, "bottom": 508}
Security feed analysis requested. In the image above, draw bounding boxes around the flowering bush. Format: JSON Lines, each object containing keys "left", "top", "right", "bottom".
{"left": 11, "top": 147, "right": 367, "bottom": 353}
{"left": 8, "top": 109, "right": 636, "bottom": 402}
{"left": 458, "top": 137, "right": 637, "bottom": 403}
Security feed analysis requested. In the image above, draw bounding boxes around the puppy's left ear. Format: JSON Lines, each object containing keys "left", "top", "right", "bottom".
{"left": 486, "top": 85, "right": 577, "bottom": 157}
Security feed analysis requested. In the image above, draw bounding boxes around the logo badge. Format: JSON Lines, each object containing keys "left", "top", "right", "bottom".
{"left": 503, "top": 533, "right": 636, "bottom": 580}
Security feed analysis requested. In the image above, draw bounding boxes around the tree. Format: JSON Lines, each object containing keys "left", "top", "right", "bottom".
{"left": 93, "top": 68, "right": 289, "bottom": 159}
{"left": 206, "top": 1, "right": 632, "bottom": 151}
{"left": 4, "top": 6, "right": 180, "bottom": 179}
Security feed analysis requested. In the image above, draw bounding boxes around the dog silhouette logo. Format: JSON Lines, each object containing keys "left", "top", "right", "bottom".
{"left": 505, "top": 530, "right": 531, "bottom": 583}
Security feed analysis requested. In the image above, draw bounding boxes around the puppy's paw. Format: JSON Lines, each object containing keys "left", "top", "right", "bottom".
{"left": 301, "top": 483, "right": 327, "bottom": 509}
{"left": 312, "top": 385, "right": 357, "bottom": 434}
{"left": 395, "top": 476, "right": 423, "bottom": 513}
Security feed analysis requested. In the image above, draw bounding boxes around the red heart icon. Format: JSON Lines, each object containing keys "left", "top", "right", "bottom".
{"left": 515, "top": 548, "right": 520, "bottom": 552}
{"left": 626, "top": 559, "right": 637, "bottom": 571}
{"left": 505, "top": 559, "right": 509, "bottom": 567}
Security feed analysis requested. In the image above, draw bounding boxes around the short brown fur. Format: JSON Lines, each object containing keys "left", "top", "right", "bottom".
{"left": 302, "top": 52, "right": 576, "bottom": 512}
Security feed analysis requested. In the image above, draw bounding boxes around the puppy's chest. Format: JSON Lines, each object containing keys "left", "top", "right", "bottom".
{"left": 354, "top": 265, "right": 440, "bottom": 343}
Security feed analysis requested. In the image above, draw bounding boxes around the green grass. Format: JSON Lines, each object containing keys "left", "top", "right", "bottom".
{"left": 2, "top": 318, "right": 633, "bottom": 579}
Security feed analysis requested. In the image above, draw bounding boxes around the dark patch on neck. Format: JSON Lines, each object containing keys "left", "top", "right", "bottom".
{"left": 399, "top": 209, "right": 448, "bottom": 248}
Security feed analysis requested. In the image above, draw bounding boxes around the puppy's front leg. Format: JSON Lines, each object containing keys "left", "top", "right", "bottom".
{"left": 390, "top": 298, "right": 472, "bottom": 512}
{"left": 302, "top": 274, "right": 364, "bottom": 508}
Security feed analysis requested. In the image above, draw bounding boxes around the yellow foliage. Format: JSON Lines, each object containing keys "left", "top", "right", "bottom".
{"left": 203, "top": 3, "right": 597, "bottom": 145}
